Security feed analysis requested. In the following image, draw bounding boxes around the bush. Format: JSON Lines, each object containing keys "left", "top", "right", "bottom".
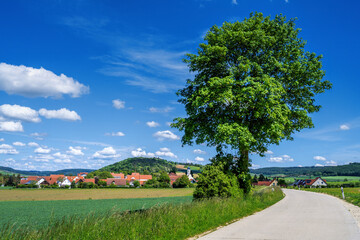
{"left": 193, "top": 164, "right": 242, "bottom": 199}
{"left": 133, "top": 180, "right": 140, "bottom": 188}
{"left": 173, "top": 175, "right": 190, "bottom": 188}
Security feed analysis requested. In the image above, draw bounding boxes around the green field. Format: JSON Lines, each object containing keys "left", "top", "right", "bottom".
{"left": 304, "top": 188, "right": 360, "bottom": 207}
{"left": 274, "top": 176, "right": 360, "bottom": 184}
{"left": 0, "top": 196, "right": 193, "bottom": 228}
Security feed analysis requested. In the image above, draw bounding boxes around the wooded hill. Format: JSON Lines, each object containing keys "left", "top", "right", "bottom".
{"left": 250, "top": 162, "right": 360, "bottom": 177}
{"left": 99, "top": 157, "right": 203, "bottom": 174}
{"left": 0, "top": 166, "right": 93, "bottom": 176}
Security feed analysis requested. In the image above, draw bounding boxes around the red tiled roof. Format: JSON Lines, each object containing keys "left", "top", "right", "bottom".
{"left": 107, "top": 178, "right": 126, "bottom": 186}
{"left": 111, "top": 173, "right": 125, "bottom": 179}
{"left": 83, "top": 179, "right": 95, "bottom": 184}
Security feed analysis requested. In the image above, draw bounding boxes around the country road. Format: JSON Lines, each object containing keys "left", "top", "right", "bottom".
{"left": 199, "top": 189, "right": 360, "bottom": 240}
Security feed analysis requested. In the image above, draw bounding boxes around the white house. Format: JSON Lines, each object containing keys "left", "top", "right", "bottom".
{"left": 293, "top": 177, "right": 327, "bottom": 187}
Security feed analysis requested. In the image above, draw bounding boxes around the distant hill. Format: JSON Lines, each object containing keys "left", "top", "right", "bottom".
{"left": 99, "top": 157, "right": 204, "bottom": 174}
{"left": 0, "top": 166, "right": 94, "bottom": 176}
{"left": 250, "top": 162, "right": 360, "bottom": 177}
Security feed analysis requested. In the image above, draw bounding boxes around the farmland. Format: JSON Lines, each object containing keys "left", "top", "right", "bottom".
{"left": 0, "top": 188, "right": 194, "bottom": 201}
{"left": 304, "top": 188, "right": 360, "bottom": 207}
{"left": 0, "top": 196, "right": 193, "bottom": 228}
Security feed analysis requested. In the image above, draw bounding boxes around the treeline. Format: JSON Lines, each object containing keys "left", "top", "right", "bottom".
{"left": 0, "top": 173, "right": 21, "bottom": 186}
{"left": 0, "top": 166, "right": 93, "bottom": 176}
{"left": 250, "top": 163, "right": 360, "bottom": 177}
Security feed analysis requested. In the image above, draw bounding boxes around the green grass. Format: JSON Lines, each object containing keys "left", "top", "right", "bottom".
{"left": 0, "top": 187, "right": 284, "bottom": 240}
{"left": 304, "top": 188, "right": 360, "bottom": 207}
{"left": 0, "top": 196, "right": 192, "bottom": 229}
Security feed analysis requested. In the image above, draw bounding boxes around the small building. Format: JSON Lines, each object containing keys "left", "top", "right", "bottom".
{"left": 293, "top": 177, "right": 327, "bottom": 188}
{"left": 107, "top": 178, "right": 126, "bottom": 186}
{"left": 169, "top": 172, "right": 181, "bottom": 185}
{"left": 126, "top": 173, "right": 152, "bottom": 186}
{"left": 253, "top": 179, "right": 278, "bottom": 187}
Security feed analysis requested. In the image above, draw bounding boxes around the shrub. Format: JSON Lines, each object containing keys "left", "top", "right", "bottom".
{"left": 173, "top": 175, "right": 190, "bottom": 188}
{"left": 133, "top": 180, "right": 140, "bottom": 188}
{"left": 193, "top": 164, "right": 242, "bottom": 199}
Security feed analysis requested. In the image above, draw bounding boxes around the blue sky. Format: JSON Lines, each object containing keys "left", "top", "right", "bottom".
{"left": 0, "top": 0, "right": 359, "bottom": 171}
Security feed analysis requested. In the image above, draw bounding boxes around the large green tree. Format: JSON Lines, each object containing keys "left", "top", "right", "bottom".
{"left": 173, "top": 13, "right": 331, "bottom": 194}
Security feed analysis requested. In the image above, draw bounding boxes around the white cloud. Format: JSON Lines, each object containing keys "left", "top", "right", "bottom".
{"left": 149, "top": 107, "right": 174, "bottom": 113}
{"left": 313, "top": 156, "right": 326, "bottom": 161}
{"left": 340, "top": 124, "right": 350, "bottom": 130}
{"left": 0, "top": 121, "right": 23, "bottom": 132}
{"left": 53, "top": 152, "right": 70, "bottom": 159}
{"left": 265, "top": 150, "right": 273, "bottom": 154}
{"left": 93, "top": 147, "right": 120, "bottom": 159}
{"left": 232, "top": 0, "right": 238, "bottom": 5}
{"left": 0, "top": 138, "right": 3, "bottom": 141}
{"left": 155, "top": 148, "right": 177, "bottom": 158}
{"left": 153, "top": 130, "right": 180, "bottom": 141}
{"left": 195, "top": 156, "right": 204, "bottom": 161}
{"left": 28, "top": 142, "right": 39, "bottom": 147}
{"left": 131, "top": 148, "right": 155, "bottom": 158}
{"left": 0, "top": 62, "right": 89, "bottom": 98}
{"left": 0, "top": 104, "right": 40, "bottom": 123}
{"left": 112, "top": 99, "right": 125, "bottom": 109}
{"left": 268, "top": 155, "right": 294, "bottom": 163}
{"left": 105, "top": 131, "right": 125, "bottom": 137}
{"left": 250, "top": 163, "right": 260, "bottom": 169}
{"left": 325, "top": 160, "right": 337, "bottom": 166}
{"left": 146, "top": 121, "right": 160, "bottom": 128}
{"left": 193, "top": 149, "right": 206, "bottom": 154}
{"left": 54, "top": 159, "right": 72, "bottom": 163}
{"left": 67, "top": 146, "right": 84, "bottom": 156}
{"left": 39, "top": 108, "right": 81, "bottom": 121}
{"left": 13, "top": 141, "right": 26, "bottom": 146}
{"left": 34, "top": 147, "right": 51, "bottom": 154}
{"left": 0, "top": 144, "right": 19, "bottom": 154}
{"left": 315, "top": 163, "right": 324, "bottom": 167}
{"left": 166, "top": 122, "right": 172, "bottom": 126}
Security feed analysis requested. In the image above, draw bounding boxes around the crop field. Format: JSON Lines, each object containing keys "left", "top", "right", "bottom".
{"left": 0, "top": 196, "right": 193, "bottom": 228}
{"left": 304, "top": 188, "right": 360, "bottom": 207}
{"left": 0, "top": 188, "right": 194, "bottom": 201}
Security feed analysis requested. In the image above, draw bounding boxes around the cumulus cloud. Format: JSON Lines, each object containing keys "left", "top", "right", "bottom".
{"left": 13, "top": 141, "right": 26, "bottom": 146}
{"left": 146, "top": 121, "right": 160, "bottom": 128}
{"left": 54, "top": 159, "right": 72, "bottom": 163}
{"left": 325, "top": 160, "right": 337, "bottom": 166}
{"left": 313, "top": 156, "right": 326, "bottom": 161}
{"left": 0, "top": 62, "right": 89, "bottom": 98}
{"left": 315, "top": 163, "right": 324, "bottom": 167}
{"left": 34, "top": 147, "right": 51, "bottom": 154}
{"left": 67, "top": 146, "right": 84, "bottom": 156}
{"left": 53, "top": 152, "right": 70, "bottom": 159}
{"left": 0, "top": 104, "right": 40, "bottom": 123}
{"left": 268, "top": 154, "right": 294, "bottom": 163}
{"left": 0, "top": 144, "right": 19, "bottom": 154}
{"left": 112, "top": 99, "right": 125, "bottom": 109}
{"left": 0, "top": 121, "right": 23, "bottom": 132}
{"left": 93, "top": 147, "right": 120, "bottom": 159}
{"left": 340, "top": 124, "right": 350, "bottom": 130}
{"left": 195, "top": 156, "right": 204, "bottom": 161}
{"left": 153, "top": 130, "right": 180, "bottom": 141}
{"left": 131, "top": 148, "right": 155, "bottom": 158}
{"left": 0, "top": 138, "right": 4, "bottom": 141}
{"left": 39, "top": 108, "right": 81, "bottom": 121}
{"left": 155, "top": 148, "right": 177, "bottom": 158}
{"left": 232, "top": 0, "right": 238, "bottom": 5}
{"left": 193, "top": 149, "right": 206, "bottom": 154}
{"left": 149, "top": 107, "right": 173, "bottom": 113}
{"left": 28, "top": 142, "right": 39, "bottom": 147}
{"left": 105, "top": 132, "right": 125, "bottom": 137}
{"left": 265, "top": 150, "right": 274, "bottom": 154}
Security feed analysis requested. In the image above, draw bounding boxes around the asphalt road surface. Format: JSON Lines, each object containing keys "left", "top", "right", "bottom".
{"left": 199, "top": 189, "right": 360, "bottom": 240}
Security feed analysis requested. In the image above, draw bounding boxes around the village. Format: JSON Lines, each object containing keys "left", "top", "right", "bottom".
{"left": 19, "top": 167, "right": 197, "bottom": 188}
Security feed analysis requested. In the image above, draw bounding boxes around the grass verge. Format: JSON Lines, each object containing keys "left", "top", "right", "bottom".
{"left": 304, "top": 187, "right": 360, "bottom": 207}
{"left": 0, "top": 187, "right": 283, "bottom": 240}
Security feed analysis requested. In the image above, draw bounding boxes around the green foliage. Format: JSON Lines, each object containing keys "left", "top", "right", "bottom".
{"left": 173, "top": 12, "right": 331, "bottom": 195}
{"left": 97, "top": 180, "right": 107, "bottom": 187}
{"left": 193, "top": 164, "right": 242, "bottom": 199}
{"left": 0, "top": 188, "right": 283, "bottom": 239}
{"left": 100, "top": 157, "right": 176, "bottom": 174}
{"left": 158, "top": 172, "right": 171, "bottom": 184}
{"left": 133, "top": 180, "right": 140, "bottom": 188}
{"left": 277, "top": 179, "right": 287, "bottom": 186}
{"left": 71, "top": 181, "right": 76, "bottom": 189}
{"left": 173, "top": 175, "right": 191, "bottom": 188}
{"left": 86, "top": 171, "right": 113, "bottom": 179}
{"left": 251, "top": 163, "right": 360, "bottom": 177}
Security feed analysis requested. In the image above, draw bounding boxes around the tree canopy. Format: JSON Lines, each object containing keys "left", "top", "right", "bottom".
{"left": 173, "top": 12, "right": 331, "bottom": 194}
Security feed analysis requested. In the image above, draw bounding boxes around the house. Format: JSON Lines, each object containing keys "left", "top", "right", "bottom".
{"left": 111, "top": 173, "right": 125, "bottom": 179}
{"left": 126, "top": 173, "right": 152, "bottom": 186}
{"left": 106, "top": 178, "right": 126, "bottom": 186}
{"left": 293, "top": 177, "right": 327, "bottom": 187}
{"left": 169, "top": 172, "right": 181, "bottom": 185}
{"left": 77, "top": 172, "right": 88, "bottom": 177}
{"left": 253, "top": 179, "right": 278, "bottom": 186}
{"left": 20, "top": 176, "right": 40, "bottom": 185}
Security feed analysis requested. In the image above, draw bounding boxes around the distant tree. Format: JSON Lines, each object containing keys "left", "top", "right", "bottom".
{"left": 252, "top": 174, "right": 258, "bottom": 183}
{"left": 258, "top": 174, "right": 265, "bottom": 181}
{"left": 277, "top": 179, "right": 287, "bottom": 187}
{"left": 173, "top": 12, "right": 331, "bottom": 195}
{"left": 173, "top": 175, "right": 191, "bottom": 188}
{"left": 71, "top": 180, "right": 76, "bottom": 189}
{"left": 133, "top": 180, "right": 140, "bottom": 188}
{"left": 158, "top": 172, "right": 171, "bottom": 184}
{"left": 98, "top": 180, "right": 107, "bottom": 187}
{"left": 170, "top": 166, "right": 177, "bottom": 174}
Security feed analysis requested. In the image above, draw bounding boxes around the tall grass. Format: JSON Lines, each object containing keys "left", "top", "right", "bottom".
{"left": 304, "top": 188, "right": 360, "bottom": 207}
{"left": 0, "top": 187, "right": 283, "bottom": 240}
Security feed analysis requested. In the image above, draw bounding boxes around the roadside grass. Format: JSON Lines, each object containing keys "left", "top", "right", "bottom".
{"left": 0, "top": 188, "right": 194, "bottom": 201}
{"left": 0, "top": 187, "right": 284, "bottom": 240}
{"left": 304, "top": 188, "right": 360, "bottom": 207}
{"left": 0, "top": 196, "right": 193, "bottom": 228}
